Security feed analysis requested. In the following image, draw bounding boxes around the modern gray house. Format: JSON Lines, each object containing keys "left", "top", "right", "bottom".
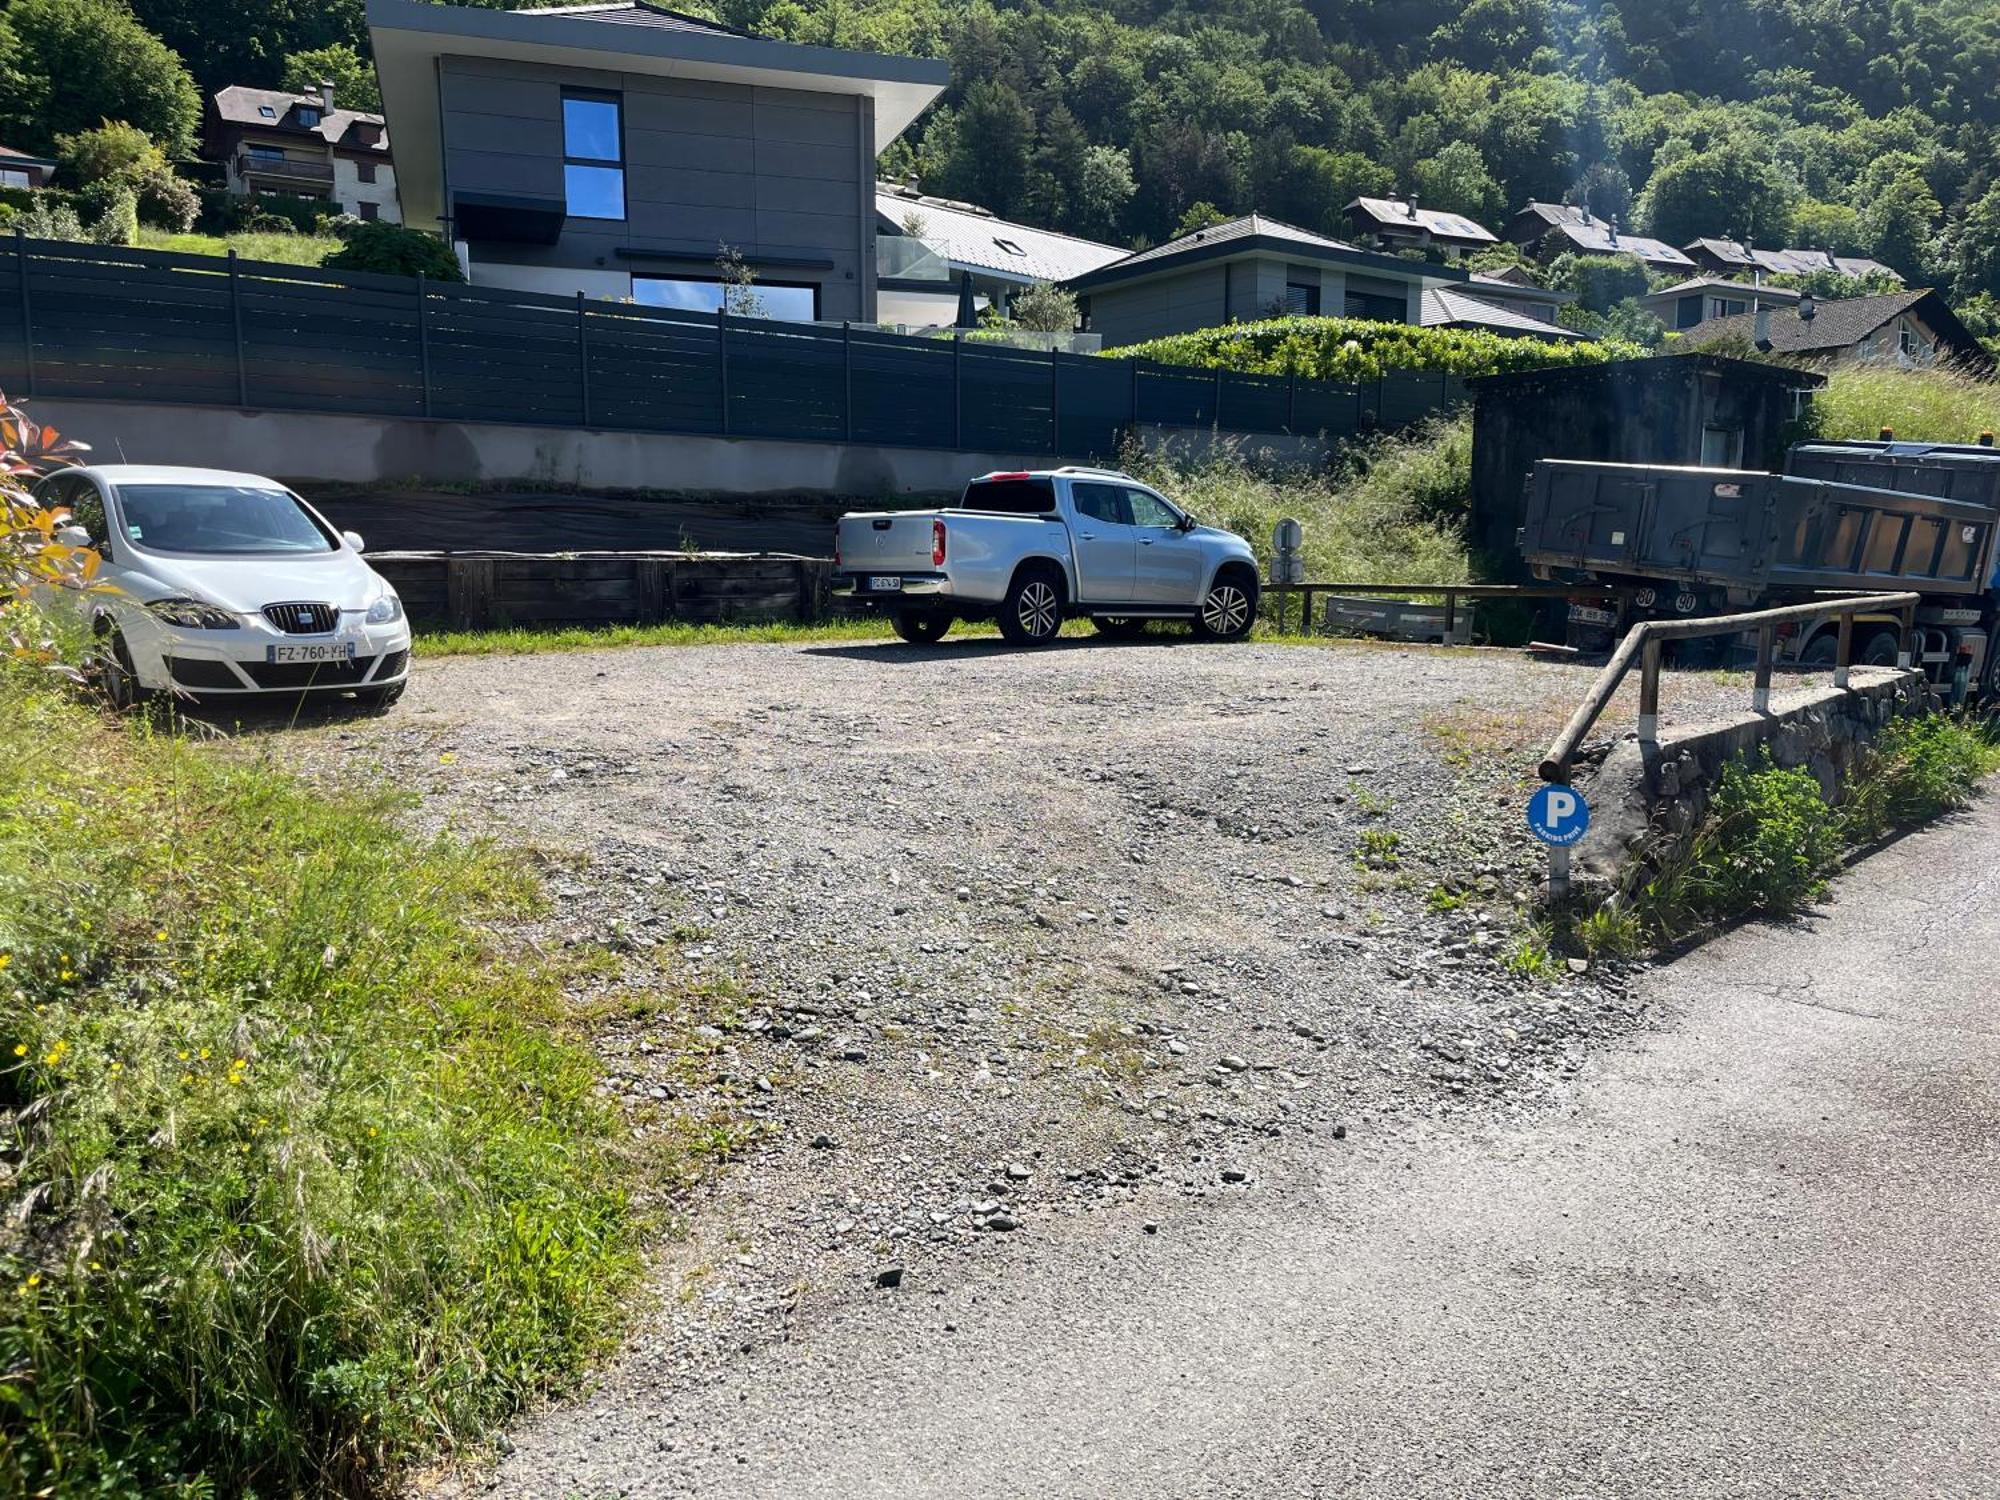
{"left": 1063, "top": 215, "right": 1463, "bottom": 347}
{"left": 367, "top": 0, "right": 948, "bottom": 321}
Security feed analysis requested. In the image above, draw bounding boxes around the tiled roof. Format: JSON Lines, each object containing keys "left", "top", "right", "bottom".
{"left": 210, "top": 85, "right": 389, "bottom": 152}
{"left": 1422, "top": 287, "right": 1585, "bottom": 340}
{"left": 1643, "top": 276, "right": 1800, "bottom": 301}
{"left": 1469, "top": 269, "right": 1574, "bottom": 304}
{"left": 1348, "top": 196, "right": 1497, "bottom": 245}
{"left": 1091, "top": 214, "right": 1362, "bottom": 275}
{"left": 1693, "top": 289, "right": 1936, "bottom": 353}
{"left": 1684, "top": 239, "right": 1899, "bottom": 281}
{"left": 876, "top": 186, "right": 1127, "bottom": 284}
{"left": 512, "top": 2, "right": 752, "bottom": 36}
{"left": 1510, "top": 202, "right": 1692, "bottom": 268}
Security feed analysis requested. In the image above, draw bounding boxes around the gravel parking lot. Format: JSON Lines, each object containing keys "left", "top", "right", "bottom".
{"left": 301, "top": 632, "right": 1763, "bottom": 1493}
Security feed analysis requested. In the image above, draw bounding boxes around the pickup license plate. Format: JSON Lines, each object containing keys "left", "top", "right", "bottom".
{"left": 867, "top": 575, "right": 904, "bottom": 592}
{"left": 1568, "top": 605, "right": 1616, "bottom": 627}
{"left": 266, "top": 641, "right": 356, "bottom": 664}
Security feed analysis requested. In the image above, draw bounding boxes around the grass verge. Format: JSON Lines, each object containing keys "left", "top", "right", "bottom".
{"left": 0, "top": 669, "right": 642, "bottom": 1495}
{"left": 1540, "top": 713, "right": 2000, "bottom": 963}
{"left": 135, "top": 228, "right": 345, "bottom": 267}
{"left": 1809, "top": 363, "right": 2000, "bottom": 444}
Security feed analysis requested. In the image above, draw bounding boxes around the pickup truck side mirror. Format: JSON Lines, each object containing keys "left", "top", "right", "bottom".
{"left": 54, "top": 524, "right": 92, "bottom": 548}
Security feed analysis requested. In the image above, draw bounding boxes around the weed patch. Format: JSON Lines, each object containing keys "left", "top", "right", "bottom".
{"left": 0, "top": 673, "right": 643, "bottom": 1494}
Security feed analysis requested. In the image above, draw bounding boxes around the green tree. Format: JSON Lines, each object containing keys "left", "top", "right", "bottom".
{"left": 1638, "top": 138, "right": 1798, "bottom": 247}
{"left": 938, "top": 80, "right": 1033, "bottom": 217}
{"left": 55, "top": 119, "right": 166, "bottom": 186}
{"left": 127, "top": 0, "right": 364, "bottom": 94}
{"left": 282, "top": 41, "right": 379, "bottom": 113}
{"left": 1071, "top": 145, "right": 1136, "bottom": 243}
{"left": 1858, "top": 169, "right": 1944, "bottom": 283}
{"left": 1009, "top": 280, "right": 1078, "bottom": 333}
{"left": 1546, "top": 251, "right": 1653, "bottom": 312}
{"left": 0, "top": 0, "right": 200, "bottom": 154}
{"left": 1411, "top": 140, "right": 1504, "bottom": 224}
{"left": 323, "top": 222, "right": 464, "bottom": 282}
{"left": 1949, "top": 183, "right": 2000, "bottom": 299}
{"left": 1173, "top": 200, "right": 1231, "bottom": 239}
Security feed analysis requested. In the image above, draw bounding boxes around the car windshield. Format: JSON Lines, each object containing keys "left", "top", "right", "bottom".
{"left": 115, "top": 484, "right": 335, "bottom": 555}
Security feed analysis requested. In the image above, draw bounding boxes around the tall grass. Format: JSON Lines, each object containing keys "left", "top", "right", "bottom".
{"left": 1810, "top": 363, "right": 2000, "bottom": 444}
{"left": 134, "top": 228, "right": 342, "bottom": 266}
{"left": 0, "top": 671, "right": 641, "bottom": 1494}
{"left": 1124, "top": 414, "right": 1473, "bottom": 586}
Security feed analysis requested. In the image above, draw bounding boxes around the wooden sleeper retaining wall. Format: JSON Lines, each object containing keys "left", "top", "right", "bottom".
{"left": 368, "top": 551, "right": 835, "bottom": 629}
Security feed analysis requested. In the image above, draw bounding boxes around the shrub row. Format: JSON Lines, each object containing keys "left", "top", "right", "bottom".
{"left": 1102, "top": 315, "right": 1642, "bottom": 383}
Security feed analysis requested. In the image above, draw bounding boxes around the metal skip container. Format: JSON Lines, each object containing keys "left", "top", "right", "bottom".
{"left": 1518, "top": 458, "right": 1999, "bottom": 598}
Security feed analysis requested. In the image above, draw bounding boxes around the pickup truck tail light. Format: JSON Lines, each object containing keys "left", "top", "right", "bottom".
{"left": 932, "top": 518, "right": 947, "bottom": 567}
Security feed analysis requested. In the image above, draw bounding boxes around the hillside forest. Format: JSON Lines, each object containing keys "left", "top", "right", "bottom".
{"left": 0, "top": 0, "right": 1998, "bottom": 328}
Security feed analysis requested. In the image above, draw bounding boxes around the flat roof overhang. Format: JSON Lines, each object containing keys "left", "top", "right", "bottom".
{"left": 368, "top": 0, "right": 949, "bottom": 232}
{"left": 1063, "top": 236, "right": 1468, "bottom": 296}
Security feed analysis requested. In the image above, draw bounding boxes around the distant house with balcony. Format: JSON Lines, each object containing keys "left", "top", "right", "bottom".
{"left": 1636, "top": 276, "right": 1800, "bottom": 333}
{"left": 1343, "top": 195, "right": 1497, "bottom": 258}
{"left": 204, "top": 84, "right": 400, "bottom": 222}
{"left": 1682, "top": 239, "right": 1900, "bottom": 285}
{"left": 0, "top": 145, "right": 57, "bottom": 190}
{"left": 1502, "top": 201, "right": 1694, "bottom": 275}
{"left": 1062, "top": 214, "right": 1464, "bottom": 347}
{"left": 366, "top": 0, "right": 949, "bottom": 320}
{"left": 1689, "top": 288, "right": 1994, "bottom": 376}
{"left": 873, "top": 180, "right": 1127, "bottom": 329}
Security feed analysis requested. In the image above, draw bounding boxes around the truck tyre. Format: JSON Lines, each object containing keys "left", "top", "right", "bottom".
{"left": 1194, "top": 568, "right": 1258, "bottom": 641}
{"left": 1092, "top": 617, "right": 1149, "bottom": 639}
{"left": 999, "top": 566, "right": 1065, "bottom": 646}
{"left": 893, "top": 610, "right": 952, "bottom": 645}
{"left": 1860, "top": 629, "right": 1902, "bottom": 667}
{"left": 1801, "top": 633, "right": 1839, "bottom": 667}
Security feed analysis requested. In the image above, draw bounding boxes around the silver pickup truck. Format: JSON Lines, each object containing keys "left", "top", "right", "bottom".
{"left": 831, "top": 467, "right": 1262, "bottom": 645}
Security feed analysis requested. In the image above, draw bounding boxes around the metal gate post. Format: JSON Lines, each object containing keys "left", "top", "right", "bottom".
{"left": 416, "top": 272, "right": 432, "bottom": 418}
{"left": 1548, "top": 844, "right": 1571, "bottom": 902}
{"left": 842, "top": 321, "right": 853, "bottom": 442}
{"left": 717, "top": 305, "right": 730, "bottom": 436}
{"left": 228, "top": 250, "right": 247, "bottom": 409}
{"left": 15, "top": 231, "right": 34, "bottom": 397}
{"left": 576, "top": 291, "right": 592, "bottom": 428}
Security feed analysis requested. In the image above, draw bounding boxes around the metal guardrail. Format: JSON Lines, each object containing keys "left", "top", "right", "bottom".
{"left": 1537, "top": 592, "right": 1921, "bottom": 784}
{"left": 1263, "top": 581, "right": 1577, "bottom": 637}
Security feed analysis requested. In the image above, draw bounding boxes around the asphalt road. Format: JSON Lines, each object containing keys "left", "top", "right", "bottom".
{"left": 514, "top": 791, "right": 2000, "bottom": 1498}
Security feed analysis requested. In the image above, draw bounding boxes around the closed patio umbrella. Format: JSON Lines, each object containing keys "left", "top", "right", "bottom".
{"left": 954, "top": 271, "right": 977, "bottom": 329}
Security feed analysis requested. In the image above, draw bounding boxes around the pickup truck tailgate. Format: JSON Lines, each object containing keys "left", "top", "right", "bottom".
{"left": 837, "top": 511, "right": 938, "bottom": 571}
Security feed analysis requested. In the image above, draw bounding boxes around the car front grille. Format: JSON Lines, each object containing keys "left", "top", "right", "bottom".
{"left": 262, "top": 601, "right": 339, "bottom": 635}
{"left": 244, "top": 655, "right": 377, "bottom": 689}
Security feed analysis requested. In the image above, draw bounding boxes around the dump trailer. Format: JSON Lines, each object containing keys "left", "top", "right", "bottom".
{"left": 1518, "top": 445, "right": 2000, "bottom": 689}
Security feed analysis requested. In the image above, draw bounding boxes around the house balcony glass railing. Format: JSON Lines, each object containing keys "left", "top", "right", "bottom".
{"left": 876, "top": 235, "right": 952, "bottom": 283}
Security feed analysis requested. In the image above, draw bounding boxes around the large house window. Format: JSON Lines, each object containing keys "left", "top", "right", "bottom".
{"left": 1343, "top": 289, "right": 1406, "bottom": 323}
{"left": 633, "top": 275, "right": 819, "bottom": 322}
{"left": 1285, "top": 280, "right": 1321, "bottom": 316}
{"left": 0, "top": 169, "right": 29, "bottom": 189}
{"left": 297, "top": 107, "right": 321, "bottom": 127}
{"left": 357, "top": 159, "right": 377, "bottom": 184}
{"left": 563, "top": 91, "right": 625, "bottom": 221}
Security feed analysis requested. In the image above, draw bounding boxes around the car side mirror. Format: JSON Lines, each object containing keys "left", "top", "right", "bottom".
{"left": 1177, "top": 513, "right": 1197, "bottom": 532}
{"left": 342, "top": 529, "right": 366, "bottom": 553}
{"left": 54, "top": 524, "right": 92, "bottom": 548}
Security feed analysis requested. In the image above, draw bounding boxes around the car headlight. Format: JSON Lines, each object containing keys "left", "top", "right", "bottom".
{"left": 146, "top": 596, "right": 239, "bottom": 630}
{"left": 365, "top": 590, "right": 404, "bottom": 625}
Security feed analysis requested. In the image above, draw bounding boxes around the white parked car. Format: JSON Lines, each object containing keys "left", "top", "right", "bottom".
{"left": 32, "top": 464, "right": 412, "bottom": 710}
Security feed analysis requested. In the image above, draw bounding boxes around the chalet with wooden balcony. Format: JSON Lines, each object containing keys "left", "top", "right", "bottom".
{"left": 203, "top": 83, "right": 401, "bottom": 223}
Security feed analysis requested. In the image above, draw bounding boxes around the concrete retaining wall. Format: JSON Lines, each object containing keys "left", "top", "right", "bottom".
{"left": 1569, "top": 667, "right": 1934, "bottom": 900}
{"left": 29, "top": 397, "right": 1048, "bottom": 499}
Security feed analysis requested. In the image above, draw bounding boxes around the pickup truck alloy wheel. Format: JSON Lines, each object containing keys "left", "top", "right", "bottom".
{"left": 1195, "top": 580, "right": 1255, "bottom": 640}
{"left": 1000, "top": 572, "right": 1064, "bottom": 645}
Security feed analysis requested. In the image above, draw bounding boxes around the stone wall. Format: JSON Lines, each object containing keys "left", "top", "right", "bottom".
{"left": 1566, "top": 667, "right": 1933, "bottom": 901}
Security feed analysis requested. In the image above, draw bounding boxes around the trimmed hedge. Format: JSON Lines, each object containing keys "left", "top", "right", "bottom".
{"left": 1103, "top": 315, "right": 1641, "bottom": 383}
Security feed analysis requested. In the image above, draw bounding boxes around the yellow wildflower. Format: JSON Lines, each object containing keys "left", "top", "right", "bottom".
{"left": 154, "top": 930, "right": 167, "bottom": 943}
{"left": 10, "top": 1044, "right": 24, "bottom": 1058}
{"left": 0, "top": 953, "right": 11, "bottom": 970}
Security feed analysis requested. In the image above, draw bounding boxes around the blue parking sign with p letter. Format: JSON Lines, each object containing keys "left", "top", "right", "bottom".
{"left": 1527, "top": 784, "right": 1590, "bottom": 847}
